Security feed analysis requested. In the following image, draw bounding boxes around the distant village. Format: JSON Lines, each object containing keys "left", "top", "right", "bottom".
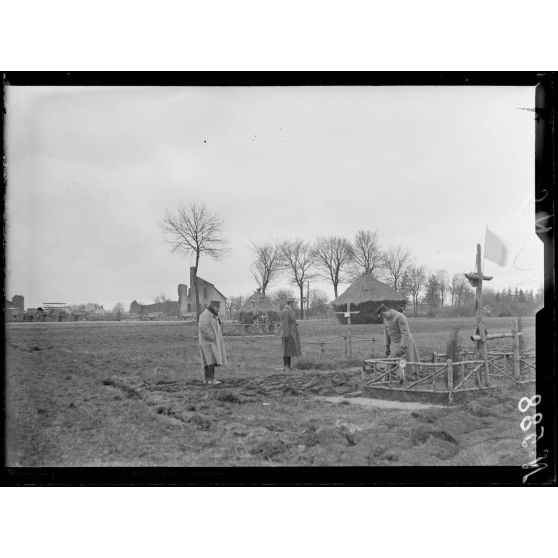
{"left": 6, "top": 266, "right": 542, "bottom": 325}
{"left": 7, "top": 204, "right": 543, "bottom": 326}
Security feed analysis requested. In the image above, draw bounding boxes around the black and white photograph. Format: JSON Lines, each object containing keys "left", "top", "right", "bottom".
{"left": 2, "top": 73, "right": 555, "bottom": 484}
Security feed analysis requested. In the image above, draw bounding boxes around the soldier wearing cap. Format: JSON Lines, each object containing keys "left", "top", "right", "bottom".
{"left": 377, "top": 301, "right": 420, "bottom": 378}
{"left": 198, "top": 300, "right": 227, "bottom": 385}
{"left": 281, "top": 297, "right": 301, "bottom": 370}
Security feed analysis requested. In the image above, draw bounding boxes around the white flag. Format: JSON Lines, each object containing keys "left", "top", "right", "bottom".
{"left": 485, "top": 228, "right": 508, "bottom": 266}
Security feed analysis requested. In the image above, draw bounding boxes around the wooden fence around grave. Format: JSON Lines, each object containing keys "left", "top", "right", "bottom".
{"left": 362, "top": 351, "right": 535, "bottom": 404}
{"left": 432, "top": 350, "right": 536, "bottom": 385}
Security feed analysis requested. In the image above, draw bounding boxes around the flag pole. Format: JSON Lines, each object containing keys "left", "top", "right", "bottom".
{"left": 482, "top": 225, "right": 487, "bottom": 274}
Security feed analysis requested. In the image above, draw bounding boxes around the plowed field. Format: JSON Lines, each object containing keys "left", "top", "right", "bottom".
{"left": 5, "top": 317, "right": 536, "bottom": 467}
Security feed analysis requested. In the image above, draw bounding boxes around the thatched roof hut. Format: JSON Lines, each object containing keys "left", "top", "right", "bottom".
{"left": 239, "top": 291, "right": 280, "bottom": 324}
{"left": 330, "top": 275, "right": 407, "bottom": 324}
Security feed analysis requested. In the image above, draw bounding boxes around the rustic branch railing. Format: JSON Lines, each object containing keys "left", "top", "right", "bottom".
{"left": 362, "top": 318, "right": 534, "bottom": 403}
{"left": 434, "top": 349, "right": 535, "bottom": 384}
{"left": 303, "top": 336, "right": 377, "bottom": 359}
{"left": 362, "top": 356, "right": 525, "bottom": 403}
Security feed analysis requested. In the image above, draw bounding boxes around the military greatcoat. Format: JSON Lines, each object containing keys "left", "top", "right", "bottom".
{"left": 383, "top": 309, "right": 420, "bottom": 371}
{"left": 198, "top": 308, "right": 227, "bottom": 369}
{"left": 281, "top": 304, "right": 301, "bottom": 357}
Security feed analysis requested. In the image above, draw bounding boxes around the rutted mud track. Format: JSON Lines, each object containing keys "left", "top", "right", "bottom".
{"left": 106, "top": 369, "right": 362, "bottom": 398}
{"left": 102, "top": 370, "right": 527, "bottom": 466}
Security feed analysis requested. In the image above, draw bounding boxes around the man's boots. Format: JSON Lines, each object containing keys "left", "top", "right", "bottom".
{"left": 206, "top": 364, "right": 221, "bottom": 386}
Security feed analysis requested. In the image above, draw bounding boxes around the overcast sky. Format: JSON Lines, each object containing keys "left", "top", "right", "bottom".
{"left": 5, "top": 85, "right": 543, "bottom": 310}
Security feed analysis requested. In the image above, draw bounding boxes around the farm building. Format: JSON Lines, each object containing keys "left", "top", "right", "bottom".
{"left": 178, "top": 267, "right": 227, "bottom": 319}
{"left": 83, "top": 303, "right": 105, "bottom": 315}
{"left": 239, "top": 290, "right": 280, "bottom": 324}
{"left": 5, "top": 295, "right": 25, "bottom": 321}
{"left": 330, "top": 275, "right": 407, "bottom": 324}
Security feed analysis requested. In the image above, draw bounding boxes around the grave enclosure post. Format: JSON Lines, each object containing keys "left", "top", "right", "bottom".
{"left": 478, "top": 322, "right": 490, "bottom": 387}
{"left": 466, "top": 243, "right": 493, "bottom": 388}
{"left": 336, "top": 302, "right": 359, "bottom": 360}
{"left": 446, "top": 359, "right": 454, "bottom": 403}
{"left": 512, "top": 318, "right": 521, "bottom": 380}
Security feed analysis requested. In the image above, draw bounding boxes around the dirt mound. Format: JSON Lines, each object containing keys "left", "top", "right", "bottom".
{"left": 188, "top": 414, "right": 212, "bottom": 430}
{"left": 316, "top": 425, "right": 356, "bottom": 447}
{"left": 297, "top": 427, "right": 320, "bottom": 448}
{"left": 410, "top": 424, "right": 459, "bottom": 446}
{"left": 103, "top": 376, "right": 144, "bottom": 399}
{"left": 216, "top": 390, "right": 245, "bottom": 404}
{"left": 249, "top": 439, "right": 288, "bottom": 460}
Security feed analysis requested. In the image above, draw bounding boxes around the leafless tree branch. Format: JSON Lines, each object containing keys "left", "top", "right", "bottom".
{"left": 161, "top": 202, "right": 229, "bottom": 321}
{"left": 312, "top": 236, "right": 354, "bottom": 298}
{"left": 380, "top": 245, "right": 413, "bottom": 291}
{"left": 279, "top": 239, "right": 316, "bottom": 318}
{"left": 250, "top": 240, "right": 283, "bottom": 295}
{"left": 351, "top": 229, "right": 382, "bottom": 277}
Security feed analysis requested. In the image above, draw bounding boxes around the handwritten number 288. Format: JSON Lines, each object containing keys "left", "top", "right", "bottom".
{"left": 518, "top": 395, "right": 540, "bottom": 413}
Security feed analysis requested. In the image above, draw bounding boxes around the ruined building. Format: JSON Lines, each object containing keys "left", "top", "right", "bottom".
{"left": 5, "top": 295, "right": 24, "bottom": 321}
{"left": 178, "top": 267, "right": 226, "bottom": 319}
{"left": 129, "top": 299, "right": 179, "bottom": 316}
{"left": 128, "top": 268, "right": 226, "bottom": 319}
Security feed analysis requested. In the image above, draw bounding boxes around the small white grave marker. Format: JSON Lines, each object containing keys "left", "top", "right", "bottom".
{"left": 335, "top": 302, "right": 360, "bottom": 359}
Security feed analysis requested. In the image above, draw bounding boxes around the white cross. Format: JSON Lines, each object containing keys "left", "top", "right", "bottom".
{"left": 336, "top": 303, "right": 360, "bottom": 358}
{"left": 335, "top": 302, "right": 360, "bottom": 324}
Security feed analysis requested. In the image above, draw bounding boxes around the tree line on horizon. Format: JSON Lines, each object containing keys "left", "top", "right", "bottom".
{"left": 157, "top": 201, "right": 542, "bottom": 322}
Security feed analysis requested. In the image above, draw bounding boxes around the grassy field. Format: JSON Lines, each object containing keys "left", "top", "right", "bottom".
{"left": 5, "top": 316, "right": 536, "bottom": 467}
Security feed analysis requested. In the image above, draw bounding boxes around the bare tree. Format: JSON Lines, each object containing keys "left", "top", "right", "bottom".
{"left": 269, "top": 288, "right": 297, "bottom": 311}
{"left": 380, "top": 246, "right": 413, "bottom": 291}
{"left": 226, "top": 295, "right": 245, "bottom": 320}
{"left": 406, "top": 265, "right": 426, "bottom": 317}
{"left": 450, "top": 273, "right": 473, "bottom": 307}
{"left": 312, "top": 236, "right": 354, "bottom": 298}
{"left": 112, "top": 302, "right": 126, "bottom": 320}
{"left": 399, "top": 271, "right": 412, "bottom": 305}
{"left": 162, "top": 202, "right": 228, "bottom": 322}
{"left": 449, "top": 274, "right": 458, "bottom": 306}
{"left": 280, "top": 239, "right": 316, "bottom": 319}
{"left": 308, "top": 288, "right": 330, "bottom": 318}
{"left": 425, "top": 274, "right": 441, "bottom": 316}
{"left": 436, "top": 270, "right": 449, "bottom": 307}
{"left": 250, "top": 240, "right": 283, "bottom": 295}
{"left": 351, "top": 230, "right": 382, "bottom": 277}
{"left": 462, "top": 283, "right": 475, "bottom": 306}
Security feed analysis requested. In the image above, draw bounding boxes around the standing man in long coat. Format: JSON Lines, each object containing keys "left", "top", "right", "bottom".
{"left": 281, "top": 297, "right": 301, "bottom": 370}
{"left": 198, "top": 300, "right": 227, "bottom": 385}
{"left": 377, "top": 302, "right": 420, "bottom": 380}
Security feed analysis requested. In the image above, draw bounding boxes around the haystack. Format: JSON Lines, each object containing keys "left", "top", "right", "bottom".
{"left": 239, "top": 292, "right": 280, "bottom": 324}
{"left": 331, "top": 275, "right": 407, "bottom": 324}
